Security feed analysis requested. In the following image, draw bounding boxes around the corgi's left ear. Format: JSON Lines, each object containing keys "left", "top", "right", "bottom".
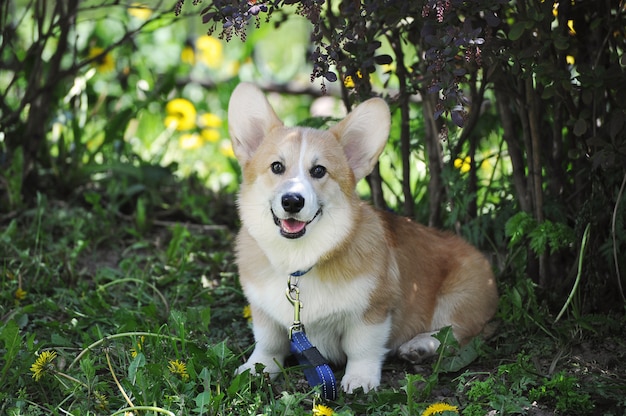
{"left": 228, "top": 83, "right": 284, "bottom": 164}
{"left": 330, "top": 98, "right": 390, "bottom": 182}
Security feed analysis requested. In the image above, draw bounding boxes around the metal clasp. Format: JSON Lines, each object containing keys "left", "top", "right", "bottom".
{"left": 286, "top": 277, "right": 303, "bottom": 338}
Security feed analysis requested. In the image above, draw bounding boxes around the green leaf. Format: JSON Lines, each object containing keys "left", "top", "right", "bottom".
{"left": 207, "top": 341, "right": 234, "bottom": 370}
{"left": 505, "top": 211, "right": 537, "bottom": 247}
{"left": 432, "top": 326, "right": 459, "bottom": 349}
{"left": 201, "top": 306, "right": 211, "bottom": 329}
{"left": 0, "top": 219, "right": 18, "bottom": 243}
{"left": 51, "top": 333, "right": 73, "bottom": 347}
{"left": 0, "top": 320, "right": 21, "bottom": 384}
{"left": 573, "top": 119, "right": 588, "bottom": 136}
{"left": 128, "top": 352, "right": 146, "bottom": 381}
{"left": 508, "top": 21, "right": 527, "bottom": 41}
{"left": 439, "top": 337, "right": 482, "bottom": 372}
{"left": 80, "top": 356, "right": 96, "bottom": 380}
{"left": 166, "top": 224, "right": 191, "bottom": 264}
{"left": 194, "top": 390, "right": 211, "bottom": 413}
{"left": 529, "top": 224, "right": 549, "bottom": 255}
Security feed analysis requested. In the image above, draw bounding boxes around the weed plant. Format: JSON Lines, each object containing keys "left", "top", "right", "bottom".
{"left": 2, "top": 190, "right": 625, "bottom": 415}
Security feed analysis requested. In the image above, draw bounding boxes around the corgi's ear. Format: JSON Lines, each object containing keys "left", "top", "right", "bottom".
{"left": 228, "top": 83, "right": 283, "bottom": 164}
{"left": 330, "top": 98, "right": 390, "bottom": 182}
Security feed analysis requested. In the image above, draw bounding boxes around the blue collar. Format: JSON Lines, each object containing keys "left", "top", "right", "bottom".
{"left": 290, "top": 266, "right": 313, "bottom": 277}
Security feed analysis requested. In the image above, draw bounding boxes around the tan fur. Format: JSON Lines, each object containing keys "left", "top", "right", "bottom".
{"left": 229, "top": 83, "right": 499, "bottom": 393}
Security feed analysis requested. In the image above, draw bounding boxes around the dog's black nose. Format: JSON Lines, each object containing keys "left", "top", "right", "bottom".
{"left": 281, "top": 193, "right": 305, "bottom": 213}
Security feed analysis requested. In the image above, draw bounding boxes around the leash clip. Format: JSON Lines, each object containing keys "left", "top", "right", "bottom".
{"left": 286, "top": 278, "right": 303, "bottom": 338}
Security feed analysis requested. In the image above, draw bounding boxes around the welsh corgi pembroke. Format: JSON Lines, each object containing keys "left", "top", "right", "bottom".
{"left": 229, "top": 83, "right": 498, "bottom": 393}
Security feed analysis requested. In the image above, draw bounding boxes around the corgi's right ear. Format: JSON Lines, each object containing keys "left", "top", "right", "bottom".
{"left": 228, "top": 83, "right": 283, "bottom": 164}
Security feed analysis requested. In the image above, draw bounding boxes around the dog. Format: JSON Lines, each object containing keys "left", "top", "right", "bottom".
{"left": 229, "top": 83, "right": 498, "bottom": 393}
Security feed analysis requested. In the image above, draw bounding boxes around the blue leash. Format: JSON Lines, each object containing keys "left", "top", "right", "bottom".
{"left": 286, "top": 270, "right": 337, "bottom": 401}
{"left": 290, "top": 330, "right": 337, "bottom": 401}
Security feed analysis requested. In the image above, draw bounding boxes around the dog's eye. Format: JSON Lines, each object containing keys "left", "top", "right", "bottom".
{"left": 310, "top": 165, "right": 327, "bottom": 179}
{"left": 271, "top": 161, "right": 285, "bottom": 174}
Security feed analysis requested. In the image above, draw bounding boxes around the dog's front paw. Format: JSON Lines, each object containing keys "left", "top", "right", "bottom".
{"left": 235, "top": 361, "right": 257, "bottom": 375}
{"left": 341, "top": 372, "right": 380, "bottom": 393}
{"left": 235, "top": 357, "right": 281, "bottom": 377}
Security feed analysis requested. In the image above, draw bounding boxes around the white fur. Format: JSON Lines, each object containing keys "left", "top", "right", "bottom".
{"left": 236, "top": 132, "right": 356, "bottom": 275}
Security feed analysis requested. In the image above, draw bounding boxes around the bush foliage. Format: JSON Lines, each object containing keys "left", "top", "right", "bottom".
{"left": 181, "top": 0, "right": 626, "bottom": 310}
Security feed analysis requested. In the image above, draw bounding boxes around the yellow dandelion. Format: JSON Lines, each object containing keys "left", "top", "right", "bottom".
{"left": 312, "top": 404, "right": 334, "bottom": 415}
{"left": 14, "top": 287, "right": 27, "bottom": 300}
{"left": 422, "top": 402, "right": 459, "bottom": 416}
{"left": 453, "top": 156, "right": 471, "bottom": 174}
{"left": 130, "top": 336, "right": 145, "bottom": 358}
{"left": 220, "top": 142, "right": 235, "bottom": 158}
{"left": 567, "top": 19, "right": 576, "bottom": 35}
{"left": 88, "top": 47, "right": 115, "bottom": 73}
{"left": 30, "top": 350, "right": 58, "bottom": 381}
{"left": 343, "top": 70, "right": 363, "bottom": 89}
{"left": 199, "top": 112, "right": 223, "bottom": 129}
{"left": 196, "top": 35, "right": 224, "bottom": 69}
{"left": 179, "top": 133, "right": 204, "bottom": 150}
{"left": 181, "top": 45, "right": 196, "bottom": 65}
{"left": 200, "top": 129, "right": 220, "bottom": 143}
{"left": 242, "top": 304, "right": 252, "bottom": 323}
{"left": 165, "top": 98, "right": 197, "bottom": 131}
{"left": 128, "top": 3, "right": 152, "bottom": 20}
{"left": 566, "top": 55, "right": 575, "bottom": 65}
{"left": 168, "top": 359, "right": 190, "bottom": 381}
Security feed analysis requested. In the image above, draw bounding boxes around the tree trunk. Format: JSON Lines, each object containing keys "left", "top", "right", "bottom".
{"left": 422, "top": 93, "right": 444, "bottom": 228}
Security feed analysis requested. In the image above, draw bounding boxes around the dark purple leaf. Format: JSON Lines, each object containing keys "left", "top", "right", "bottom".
{"left": 451, "top": 110, "right": 465, "bottom": 127}
{"left": 453, "top": 68, "right": 466, "bottom": 76}
{"left": 324, "top": 71, "right": 337, "bottom": 82}
{"left": 374, "top": 54, "right": 393, "bottom": 65}
{"left": 428, "top": 84, "right": 442, "bottom": 94}
{"left": 202, "top": 12, "right": 215, "bottom": 24}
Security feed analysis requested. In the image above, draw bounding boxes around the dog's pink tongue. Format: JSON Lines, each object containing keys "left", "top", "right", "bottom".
{"left": 281, "top": 218, "right": 306, "bottom": 234}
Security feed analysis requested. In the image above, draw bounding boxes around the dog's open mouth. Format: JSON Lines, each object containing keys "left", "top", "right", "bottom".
{"left": 272, "top": 208, "right": 322, "bottom": 239}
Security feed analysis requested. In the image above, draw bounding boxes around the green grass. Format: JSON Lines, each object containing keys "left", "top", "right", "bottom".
{"left": 1, "top": 190, "right": 625, "bottom": 415}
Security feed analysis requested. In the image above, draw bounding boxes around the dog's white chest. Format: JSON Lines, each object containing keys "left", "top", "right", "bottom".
{"left": 246, "top": 270, "right": 376, "bottom": 331}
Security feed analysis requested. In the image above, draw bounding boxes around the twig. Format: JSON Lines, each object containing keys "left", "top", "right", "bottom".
{"left": 611, "top": 171, "right": 626, "bottom": 303}
{"left": 152, "top": 219, "right": 229, "bottom": 232}
{"left": 555, "top": 223, "right": 591, "bottom": 323}
{"left": 98, "top": 278, "right": 171, "bottom": 317}
{"left": 110, "top": 406, "right": 175, "bottom": 416}
{"left": 388, "top": 30, "right": 414, "bottom": 217}
{"left": 105, "top": 349, "right": 135, "bottom": 408}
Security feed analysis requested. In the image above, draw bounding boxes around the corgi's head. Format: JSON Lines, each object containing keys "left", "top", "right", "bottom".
{"left": 228, "top": 83, "right": 390, "bottom": 272}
